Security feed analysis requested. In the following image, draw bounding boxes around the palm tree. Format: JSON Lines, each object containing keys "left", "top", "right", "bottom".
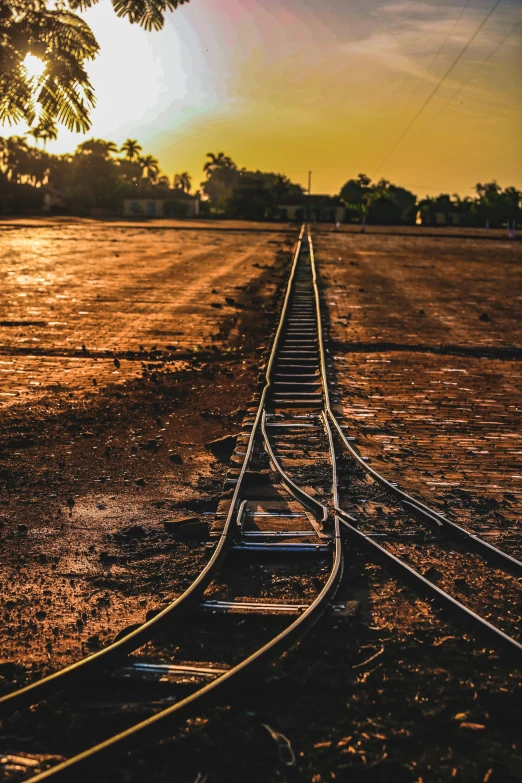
{"left": 203, "top": 152, "right": 236, "bottom": 177}
{"left": 77, "top": 138, "right": 118, "bottom": 158}
{"left": 138, "top": 154, "right": 160, "bottom": 182}
{"left": 0, "top": 3, "right": 98, "bottom": 132}
{"left": 0, "top": 1, "right": 189, "bottom": 131}
{"left": 0, "top": 136, "right": 29, "bottom": 182}
{"left": 120, "top": 139, "right": 142, "bottom": 161}
{"left": 157, "top": 175, "right": 171, "bottom": 188}
{"left": 28, "top": 119, "right": 58, "bottom": 149}
{"left": 173, "top": 171, "right": 191, "bottom": 193}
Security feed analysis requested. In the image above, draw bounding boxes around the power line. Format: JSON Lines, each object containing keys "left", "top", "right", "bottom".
{"left": 421, "top": 17, "right": 522, "bottom": 126}
{"left": 392, "top": 16, "right": 522, "bottom": 170}
{"left": 372, "top": 0, "right": 504, "bottom": 178}
{"left": 395, "top": 0, "right": 474, "bottom": 124}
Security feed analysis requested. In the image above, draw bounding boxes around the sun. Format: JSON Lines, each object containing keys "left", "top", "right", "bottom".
{"left": 22, "top": 53, "right": 46, "bottom": 80}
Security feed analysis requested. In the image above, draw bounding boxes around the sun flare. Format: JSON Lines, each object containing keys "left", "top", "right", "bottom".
{"left": 22, "top": 53, "right": 46, "bottom": 80}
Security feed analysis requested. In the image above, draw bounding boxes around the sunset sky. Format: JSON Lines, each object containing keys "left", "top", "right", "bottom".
{"left": 44, "top": 0, "right": 522, "bottom": 197}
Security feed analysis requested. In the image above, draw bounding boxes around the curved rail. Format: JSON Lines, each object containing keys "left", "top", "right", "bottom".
{"left": 0, "top": 229, "right": 308, "bottom": 716}
{"left": 27, "top": 528, "right": 342, "bottom": 781}
{"left": 337, "top": 510, "right": 522, "bottom": 659}
{"left": 261, "top": 410, "right": 328, "bottom": 526}
{"left": 21, "top": 226, "right": 345, "bottom": 780}
{"left": 308, "top": 229, "right": 522, "bottom": 575}
{"left": 308, "top": 230, "right": 522, "bottom": 661}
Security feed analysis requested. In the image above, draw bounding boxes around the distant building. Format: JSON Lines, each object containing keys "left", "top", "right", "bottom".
{"left": 123, "top": 194, "right": 199, "bottom": 219}
{"left": 434, "top": 212, "right": 462, "bottom": 226}
{"left": 276, "top": 195, "right": 346, "bottom": 223}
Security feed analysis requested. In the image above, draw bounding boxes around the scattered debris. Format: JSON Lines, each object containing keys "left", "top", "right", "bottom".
{"left": 262, "top": 723, "right": 296, "bottom": 767}
{"left": 352, "top": 646, "right": 385, "bottom": 670}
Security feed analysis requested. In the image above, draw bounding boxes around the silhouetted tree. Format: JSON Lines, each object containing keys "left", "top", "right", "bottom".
{"left": 201, "top": 152, "right": 240, "bottom": 211}
{"left": 203, "top": 152, "right": 237, "bottom": 176}
{"left": 340, "top": 173, "right": 371, "bottom": 218}
{"left": 139, "top": 154, "right": 160, "bottom": 182}
{"left": 120, "top": 139, "right": 142, "bottom": 161}
{"left": 471, "top": 180, "right": 521, "bottom": 227}
{"left": 173, "top": 171, "right": 191, "bottom": 192}
{"left": 339, "top": 174, "right": 416, "bottom": 225}
{"left": 29, "top": 118, "right": 58, "bottom": 148}
{"left": 77, "top": 138, "right": 118, "bottom": 158}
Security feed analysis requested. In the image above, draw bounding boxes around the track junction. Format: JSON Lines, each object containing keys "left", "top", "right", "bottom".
{"left": 0, "top": 226, "right": 521, "bottom": 781}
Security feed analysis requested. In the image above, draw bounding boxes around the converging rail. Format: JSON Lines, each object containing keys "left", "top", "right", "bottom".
{"left": 0, "top": 227, "right": 342, "bottom": 780}
{"left": 1, "top": 226, "right": 521, "bottom": 781}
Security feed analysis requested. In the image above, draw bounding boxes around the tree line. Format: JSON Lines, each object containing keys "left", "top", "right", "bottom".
{"left": 0, "top": 134, "right": 192, "bottom": 214}
{"left": 0, "top": 135, "right": 520, "bottom": 227}
{"left": 340, "top": 173, "right": 521, "bottom": 229}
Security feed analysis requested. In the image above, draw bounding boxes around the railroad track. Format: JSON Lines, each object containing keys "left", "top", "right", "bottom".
{"left": 1, "top": 226, "right": 521, "bottom": 781}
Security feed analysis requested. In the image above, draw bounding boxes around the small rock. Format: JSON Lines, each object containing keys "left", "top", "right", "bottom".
{"left": 334, "top": 600, "right": 360, "bottom": 617}
{"left": 17, "top": 523, "right": 28, "bottom": 536}
{"left": 169, "top": 453, "right": 183, "bottom": 464}
{"left": 205, "top": 434, "right": 238, "bottom": 463}
{"left": 113, "top": 623, "right": 141, "bottom": 643}
{"left": 135, "top": 477, "right": 146, "bottom": 486}
{"left": 140, "top": 439, "right": 158, "bottom": 451}
{"left": 479, "top": 312, "right": 490, "bottom": 322}
{"left": 454, "top": 577, "right": 468, "bottom": 590}
{"left": 0, "top": 661, "right": 17, "bottom": 677}
{"left": 121, "top": 524, "right": 148, "bottom": 539}
{"left": 114, "top": 357, "right": 120, "bottom": 368}
{"left": 422, "top": 565, "right": 442, "bottom": 582}
{"left": 163, "top": 516, "right": 208, "bottom": 540}
{"left": 35, "top": 611, "right": 47, "bottom": 621}
{"left": 86, "top": 634, "right": 101, "bottom": 649}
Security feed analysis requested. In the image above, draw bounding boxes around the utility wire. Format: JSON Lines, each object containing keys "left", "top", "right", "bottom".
{"left": 419, "top": 17, "right": 521, "bottom": 128}
{"left": 391, "top": 16, "right": 522, "bottom": 172}
{"left": 372, "top": 0, "right": 504, "bottom": 178}
{"left": 395, "top": 0, "right": 474, "bottom": 124}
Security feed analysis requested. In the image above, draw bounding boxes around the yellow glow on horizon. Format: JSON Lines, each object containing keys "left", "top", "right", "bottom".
{"left": 12, "top": 1, "right": 522, "bottom": 198}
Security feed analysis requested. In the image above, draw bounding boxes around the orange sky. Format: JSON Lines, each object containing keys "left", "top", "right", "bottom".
{"left": 36, "top": 0, "right": 522, "bottom": 197}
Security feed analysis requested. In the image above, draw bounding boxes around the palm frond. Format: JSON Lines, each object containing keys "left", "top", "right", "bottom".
{"left": 0, "top": 5, "right": 98, "bottom": 131}
{"left": 111, "top": 0, "right": 190, "bottom": 31}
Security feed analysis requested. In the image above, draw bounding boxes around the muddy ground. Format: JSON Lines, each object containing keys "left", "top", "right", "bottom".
{"left": 0, "top": 221, "right": 521, "bottom": 782}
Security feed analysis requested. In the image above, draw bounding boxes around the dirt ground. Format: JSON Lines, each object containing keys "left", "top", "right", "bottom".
{"left": 0, "top": 222, "right": 521, "bottom": 783}
{"left": 0, "top": 221, "right": 295, "bottom": 672}
{"left": 316, "top": 229, "right": 522, "bottom": 556}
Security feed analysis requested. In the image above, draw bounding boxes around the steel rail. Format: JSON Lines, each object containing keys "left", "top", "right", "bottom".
{"left": 0, "top": 229, "right": 308, "bottom": 716}
{"left": 307, "top": 230, "right": 522, "bottom": 661}
{"left": 20, "top": 226, "right": 345, "bottom": 780}
{"left": 337, "top": 510, "right": 522, "bottom": 659}
{"left": 26, "top": 532, "right": 342, "bottom": 781}
{"left": 261, "top": 410, "right": 328, "bottom": 526}
{"left": 308, "top": 226, "right": 522, "bottom": 577}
